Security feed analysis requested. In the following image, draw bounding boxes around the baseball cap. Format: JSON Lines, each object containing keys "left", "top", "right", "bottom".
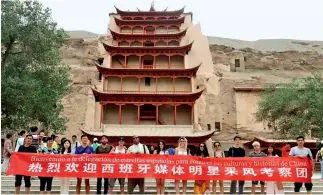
{"left": 119, "top": 137, "right": 126, "bottom": 141}
{"left": 93, "top": 138, "right": 98, "bottom": 142}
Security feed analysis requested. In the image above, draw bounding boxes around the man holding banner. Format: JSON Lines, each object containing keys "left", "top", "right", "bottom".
{"left": 289, "top": 136, "right": 313, "bottom": 194}
{"left": 14, "top": 134, "right": 37, "bottom": 195}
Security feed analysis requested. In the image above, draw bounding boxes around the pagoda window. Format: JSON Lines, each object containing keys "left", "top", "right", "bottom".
{"left": 170, "top": 55, "right": 184, "bottom": 69}
{"left": 155, "top": 55, "right": 168, "bottom": 69}
{"left": 156, "top": 26, "right": 167, "bottom": 34}
{"left": 145, "top": 77, "right": 151, "bottom": 86}
{"left": 121, "top": 26, "right": 131, "bottom": 33}
{"left": 144, "top": 26, "right": 155, "bottom": 34}
{"left": 143, "top": 41, "right": 154, "bottom": 47}
{"left": 207, "top": 124, "right": 211, "bottom": 130}
{"left": 126, "top": 55, "right": 140, "bottom": 69}
{"left": 119, "top": 41, "right": 129, "bottom": 47}
{"left": 175, "top": 77, "right": 191, "bottom": 91}
{"left": 168, "top": 25, "right": 178, "bottom": 33}
{"left": 130, "top": 41, "right": 141, "bottom": 47}
{"left": 176, "top": 105, "right": 191, "bottom": 125}
{"left": 146, "top": 17, "right": 155, "bottom": 20}
{"left": 155, "top": 41, "right": 167, "bottom": 47}
{"left": 132, "top": 26, "right": 143, "bottom": 34}
{"left": 134, "top": 17, "right": 144, "bottom": 20}
{"left": 111, "top": 55, "right": 126, "bottom": 68}
{"left": 168, "top": 40, "right": 180, "bottom": 46}
{"left": 142, "top": 55, "right": 154, "bottom": 69}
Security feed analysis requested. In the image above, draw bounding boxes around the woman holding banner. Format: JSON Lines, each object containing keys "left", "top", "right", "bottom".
{"left": 194, "top": 143, "right": 210, "bottom": 195}
{"left": 212, "top": 141, "right": 225, "bottom": 194}
{"left": 60, "top": 139, "right": 72, "bottom": 195}
{"left": 265, "top": 144, "right": 284, "bottom": 195}
{"left": 175, "top": 137, "right": 190, "bottom": 194}
{"left": 153, "top": 140, "right": 169, "bottom": 195}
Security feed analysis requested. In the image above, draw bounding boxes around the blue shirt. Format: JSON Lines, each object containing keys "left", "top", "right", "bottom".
{"left": 167, "top": 147, "right": 175, "bottom": 155}
{"left": 75, "top": 146, "right": 94, "bottom": 154}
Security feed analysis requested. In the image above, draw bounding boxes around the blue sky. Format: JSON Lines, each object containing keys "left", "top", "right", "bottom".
{"left": 40, "top": 0, "right": 323, "bottom": 41}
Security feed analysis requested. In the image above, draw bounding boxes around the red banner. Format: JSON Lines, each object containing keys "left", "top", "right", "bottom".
{"left": 7, "top": 153, "right": 312, "bottom": 182}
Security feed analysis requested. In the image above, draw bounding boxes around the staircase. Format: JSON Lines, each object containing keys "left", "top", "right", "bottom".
{"left": 1, "top": 175, "right": 323, "bottom": 194}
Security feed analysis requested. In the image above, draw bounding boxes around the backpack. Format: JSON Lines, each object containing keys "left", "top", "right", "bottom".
{"left": 143, "top": 144, "right": 147, "bottom": 154}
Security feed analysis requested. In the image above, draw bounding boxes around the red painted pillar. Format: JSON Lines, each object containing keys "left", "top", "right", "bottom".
{"left": 124, "top": 55, "right": 127, "bottom": 68}
{"left": 156, "top": 105, "right": 159, "bottom": 125}
{"left": 120, "top": 77, "right": 123, "bottom": 91}
{"left": 139, "top": 56, "right": 142, "bottom": 68}
{"left": 173, "top": 77, "right": 176, "bottom": 92}
{"left": 168, "top": 55, "right": 171, "bottom": 69}
{"left": 153, "top": 56, "right": 156, "bottom": 69}
{"left": 173, "top": 105, "right": 177, "bottom": 125}
{"left": 119, "top": 104, "right": 122, "bottom": 124}
{"left": 137, "top": 105, "right": 140, "bottom": 125}
{"left": 156, "top": 77, "right": 158, "bottom": 92}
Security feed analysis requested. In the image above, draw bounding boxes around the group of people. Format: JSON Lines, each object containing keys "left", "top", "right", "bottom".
{"left": 1, "top": 126, "right": 323, "bottom": 195}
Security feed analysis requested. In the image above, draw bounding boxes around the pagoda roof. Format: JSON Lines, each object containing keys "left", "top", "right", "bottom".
{"left": 114, "top": 6, "right": 185, "bottom": 16}
{"left": 92, "top": 88, "right": 204, "bottom": 103}
{"left": 109, "top": 28, "right": 188, "bottom": 40}
{"left": 114, "top": 16, "right": 185, "bottom": 26}
{"left": 101, "top": 41, "right": 194, "bottom": 56}
{"left": 81, "top": 125, "right": 215, "bottom": 146}
{"left": 95, "top": 61, "right": 201, "bottom": 77}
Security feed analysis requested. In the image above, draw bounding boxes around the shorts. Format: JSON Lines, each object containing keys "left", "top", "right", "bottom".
{"left": 109, "top": 178, "right": 125, "bottom": 188}
{"left": 294, "top": 182, "right": 313, "bottom": 192}
{"left": 15, "top": 175, "right": 31, "bottom": 188}
{"left": 252, "top": 181, "right": 265, "bottom": 185}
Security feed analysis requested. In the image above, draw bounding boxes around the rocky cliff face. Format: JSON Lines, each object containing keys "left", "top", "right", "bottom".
{"left": 59, "top": 37, "right": 323, "bottom": 140}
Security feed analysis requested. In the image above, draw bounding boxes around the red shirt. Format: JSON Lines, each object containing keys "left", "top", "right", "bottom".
{"left": 281, "top": 145, "right": 291, "bottom": 157}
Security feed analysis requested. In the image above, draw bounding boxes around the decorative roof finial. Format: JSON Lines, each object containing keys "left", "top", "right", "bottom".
{"left": 150, "top": 0, "right": 155, "bottom": 11}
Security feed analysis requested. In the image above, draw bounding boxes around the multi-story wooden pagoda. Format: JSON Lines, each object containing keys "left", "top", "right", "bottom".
{"left": 82, "top": 4, "right": 215, "bottom": 147}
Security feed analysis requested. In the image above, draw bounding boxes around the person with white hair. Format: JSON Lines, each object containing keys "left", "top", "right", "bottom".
{"left": 250, "top": 141, "right": 267, "bottom": 194}
{"left": 315, "top": 140, "right": 323, "bottom": 182}
{"left": 175, "top": 137, "right": 190, "bottom": 194}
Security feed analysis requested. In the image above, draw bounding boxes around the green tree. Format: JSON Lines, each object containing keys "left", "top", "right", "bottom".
{"left": 256, "top": 75, "right": 323, "bottom": 140}
{"left": 1, "top": 1, "right": 71, "bottom": 134}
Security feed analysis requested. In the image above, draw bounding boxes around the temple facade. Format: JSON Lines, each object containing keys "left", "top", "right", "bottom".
{"left": 83, "top": 5, "right": 216, "bottom": 147}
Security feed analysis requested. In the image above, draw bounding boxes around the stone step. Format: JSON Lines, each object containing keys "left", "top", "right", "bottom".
{"left": 2, "top": 185, "right": 323, "bottom": 191}
{"left": 2, "top": 179, "right": 322, "bottom": 186}
{"left": 1, "top": 189, "right": 323, "bottom": 194}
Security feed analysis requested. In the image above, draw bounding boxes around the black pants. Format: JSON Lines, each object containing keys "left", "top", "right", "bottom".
{"left": 128, "top": 178, "right": 145, "bottom": 194}
{"left": 15, "top": 175, "right": 31, "bottom": 188}
{"left": 39, "top": 177, "right": 53, "bottom": 191}
{"left": 97, "top": 178, "right": 109, "bottom": 194}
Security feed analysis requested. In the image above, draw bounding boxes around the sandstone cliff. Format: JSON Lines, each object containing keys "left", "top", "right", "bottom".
{"left": 59, "top": 34, "right": 323, "bottom": 140}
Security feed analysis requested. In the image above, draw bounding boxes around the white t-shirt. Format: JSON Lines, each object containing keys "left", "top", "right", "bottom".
{"left": 128, "top": 143, "right": 149, "bottom": 154}
{"left": 15, "top": 137, "right": 25, "bottom": 152}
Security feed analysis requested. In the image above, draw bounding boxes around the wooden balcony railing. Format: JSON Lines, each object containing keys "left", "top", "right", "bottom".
{"left": 104, "top": 91, "right": 191, "bottom": 94}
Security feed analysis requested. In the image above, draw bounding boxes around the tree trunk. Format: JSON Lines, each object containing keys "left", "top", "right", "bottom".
{"left": 1, "top": 37, "right": 15, "bottom": 74}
